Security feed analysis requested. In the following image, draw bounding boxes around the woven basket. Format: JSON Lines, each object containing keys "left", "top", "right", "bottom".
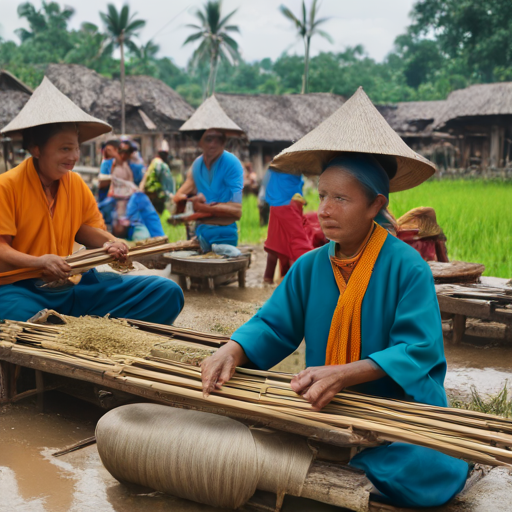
{"left": 429, "top": 261, "right": 486, "bottom": 284}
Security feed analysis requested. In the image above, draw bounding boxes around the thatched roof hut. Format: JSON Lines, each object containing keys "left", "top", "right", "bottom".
{"left": 45, "top": 63, "right": 194, "bottom": 134}
{"left": 435, "top": 82, "right": 512, "bottom": 129}
{"left": 0, "top": 71, "right": 33, "bottom": 173}
{"left": 0, "top": 70, "right": 32, "bottom": 131}
{"left": 380, "top": 100, "right": 447, "bottom": 138}
{"left": 214, "top": 92, "right": 346, "bottom": 143}
{"left": 431, "top": 82, "right": 512, "bottom": 168}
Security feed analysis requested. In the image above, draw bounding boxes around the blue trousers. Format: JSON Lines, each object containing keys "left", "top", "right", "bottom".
{"left": 350, "top": 443, "right": 469, "bottom": 508}
{"left": 195, "top": 223, "right": 238, "bottom": 252}
{"left": 0, "top": 270, "right": 184, "bottom": 324}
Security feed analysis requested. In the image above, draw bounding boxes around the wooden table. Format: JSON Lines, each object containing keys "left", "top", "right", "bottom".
{"left": 436, "top": 277, "right": 512, "bottom": 343}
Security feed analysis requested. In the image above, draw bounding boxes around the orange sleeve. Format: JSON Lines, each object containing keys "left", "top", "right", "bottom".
{"left": 0, "top": 177, "right": 17, "bottom": 237}
{"left": 79, "top": 178, "right": 106, "bottom": 230}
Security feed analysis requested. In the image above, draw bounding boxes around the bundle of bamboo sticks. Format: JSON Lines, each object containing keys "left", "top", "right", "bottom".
{"left": 1, "top": 318, "right": 512, "bottom": 467}
{"left": 0, "top": 238, "right": 200, "bottom": 285}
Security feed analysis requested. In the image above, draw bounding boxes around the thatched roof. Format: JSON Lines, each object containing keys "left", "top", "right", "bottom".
{"left": 45, "top": 64, "right": 194, "bottom": 134}
{"left": 379, "top": 100, "right": 447, "bottom": 137}
{"left": 213, "top": 92, "right": 346, "bottom": 143}
{"left": 0, "top": 71, "right": 32, "bottom": 131}
{"left": 435, "top": 82, "right": 512, "bottom": 128}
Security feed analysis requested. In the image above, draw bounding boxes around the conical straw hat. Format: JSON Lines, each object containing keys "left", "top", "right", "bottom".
{"left": 1, "top": 77, "right": 111, "bottom": 142}
{"left": 180, "top": 95, "right": 244, "bottom": 136}
{"left": 271, "top": 87, "right": 436, "bottom": 192}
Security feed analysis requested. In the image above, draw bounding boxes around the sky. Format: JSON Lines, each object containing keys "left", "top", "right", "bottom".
{"left": 0, "top": 0, "right": 417, "bottom": 67}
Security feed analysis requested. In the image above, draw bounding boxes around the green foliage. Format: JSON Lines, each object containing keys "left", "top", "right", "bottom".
{"left": 99, "top": 3, "right": 146, "bottom": 53}
{"left": 450, "top": 382, "right": 512, "bottom": 418}
{"left": 183, "top": 0, "right": 241, "bottom": 96}
{"left": 2, "top": 0, "right": 512, "bottom": 109}
{"left": 279, "top": 0, "right": 333, "bottom": 93}
{"left": 409, "top": 0, "right": 512, "bottom": 82}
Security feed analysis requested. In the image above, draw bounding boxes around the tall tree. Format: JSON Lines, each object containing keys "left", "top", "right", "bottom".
{"left": 184, "top": 0, "right": 241, "bottom": 97}
{"left": 100, "top": 3, "right": 146, "bottom": 134}
{"left": 279, "top": 0, "right": 333, "bottom": 94}
{"left": 15, "top": 1, "right": 74, "bottom": 42}
{"left": 65, "top": 23, "right": 113, "bottom": 73}
{"left": 408, "top": 0, "right": 512, "bottom": 82}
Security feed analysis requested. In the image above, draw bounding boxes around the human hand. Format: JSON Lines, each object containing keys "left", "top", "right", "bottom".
{"left": 201, "top": 340, "right": 248, "bottom": 397}
{"left": 173, "top": 192, "right": 188, "bottom": 204}
{"left": 290, "top": 365, "right": 346, "bottom": 411}
{"left": 103, "top": 240, "right": 129, "bottom": 262}
{"left": 38, "top": 254, "right": 72, "bottom": 281}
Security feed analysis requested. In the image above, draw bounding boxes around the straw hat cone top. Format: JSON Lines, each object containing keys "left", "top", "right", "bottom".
{"left": 179, "top": 95, "right": 244, "bottom": 137}
{"left": 1, "top": 77, "right": 111, "bottom": 143}
{"left": 271, "top": 87, "right": 436, "bottom": 192}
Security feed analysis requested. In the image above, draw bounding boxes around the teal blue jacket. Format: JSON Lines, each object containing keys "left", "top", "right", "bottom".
{"left": 232, "top": 234, "right": 469, "bottom": 508}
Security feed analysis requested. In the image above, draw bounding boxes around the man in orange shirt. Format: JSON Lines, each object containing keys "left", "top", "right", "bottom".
{"left": 0, "top": 78, "right": 184, "bottom": 323}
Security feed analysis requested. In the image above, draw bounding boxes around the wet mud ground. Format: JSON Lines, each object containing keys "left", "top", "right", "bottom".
{"left": 2, "top": 246, "right": 512, "bottom": 511}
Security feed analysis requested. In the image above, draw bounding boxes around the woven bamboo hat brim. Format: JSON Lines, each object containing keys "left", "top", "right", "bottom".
{"left": 270, "top": 87, "right": 436, "bottom": 192}
{"left": 179, "top": 95, "right": 244, "bottom": 137}
{"left": 1, "top": 77, "right": 111, "bottom": 142}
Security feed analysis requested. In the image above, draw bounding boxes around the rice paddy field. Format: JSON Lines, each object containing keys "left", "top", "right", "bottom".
{"left": 161, "top": 179, "right": 512, "bottom": 279}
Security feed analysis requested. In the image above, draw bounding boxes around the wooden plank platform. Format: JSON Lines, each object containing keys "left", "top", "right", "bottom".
{"left": 436, "top": 279, "right": 512, "bottom": 344}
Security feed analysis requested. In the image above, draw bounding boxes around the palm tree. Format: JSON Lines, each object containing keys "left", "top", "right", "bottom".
{"left": 184, "top": 0, "right": 241, "bottom": 97}
{"left": 279, "top": 0, "right": 333, "bottom": 94}
{"left": 100, "top": 3, "right": 146, "bottom": 134}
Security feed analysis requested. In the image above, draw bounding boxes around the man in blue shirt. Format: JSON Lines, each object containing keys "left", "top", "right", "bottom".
{"left": 173, "top": 129, "right": 243, "bottom": 250}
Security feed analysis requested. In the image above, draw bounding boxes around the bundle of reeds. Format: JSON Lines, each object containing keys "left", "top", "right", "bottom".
{"left": 0, "top": 238, "right": 200, "bottom": 285}
{"left": 1, "top": 318, "right": 512, "bottom": 467}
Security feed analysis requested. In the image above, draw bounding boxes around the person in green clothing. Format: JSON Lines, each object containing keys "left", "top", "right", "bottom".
{"left": 140, "top": 140, "right": 175, "bottom": 214}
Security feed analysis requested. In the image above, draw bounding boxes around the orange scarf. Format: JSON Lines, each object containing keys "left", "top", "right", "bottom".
{"left": 325, "top": 223, "right": 388, "bottom": 366}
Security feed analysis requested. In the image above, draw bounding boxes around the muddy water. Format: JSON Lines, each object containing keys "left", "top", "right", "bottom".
{"left": 0, "top": 395, "right": 344, "bottom": 512}
{"left": 445, "top": 343, "right": 512, "bottom": 398}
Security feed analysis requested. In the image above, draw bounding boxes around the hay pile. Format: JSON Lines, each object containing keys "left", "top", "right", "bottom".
{"left": 58, "top": 316, "right": 168, "bottom": 358}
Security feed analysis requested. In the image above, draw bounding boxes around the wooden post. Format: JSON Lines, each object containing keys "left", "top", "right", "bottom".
{"left": 35, "top": 369, "right": 45, "bottom": 413}
{"left": 0, "top": 361, "right": 17, "bottom": 404}
{"left": 490, "top": 125, "right": 501, "bottom": 167}
{"left": 452, "top": 315, "right": 467, "bottom": 344}
{"left": 238, "top": 269, "right": 246, "bottom": 288}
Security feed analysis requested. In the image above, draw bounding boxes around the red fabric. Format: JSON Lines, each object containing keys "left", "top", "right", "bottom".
{"left": 304, "top": 211, "right": 328, "bottom": 248}
{"left": 264, "top": 202, "right": 315, "bottom": 262}
{"left": 397, "top": 229, "right": 448, "bottom": 262}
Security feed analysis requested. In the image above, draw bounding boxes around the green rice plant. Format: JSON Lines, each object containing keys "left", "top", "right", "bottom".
{"left": 389, "top": 179, "right": 512, "bottom": 278}
{"left": 239, "top": 194, "right": 268, "bottom": 245}
{"left": 449, "top": 382, "right": 512, "bottom": 418}
{"left": 160, "top": 209, "right": 187, "bottom": 242}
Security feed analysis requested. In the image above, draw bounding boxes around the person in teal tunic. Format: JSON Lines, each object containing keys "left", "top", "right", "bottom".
{"left": 173, "top": 129, "right": 243, "bottom": 251}
{"left": 201, "top": 151, "right": 469, "bottom": 507}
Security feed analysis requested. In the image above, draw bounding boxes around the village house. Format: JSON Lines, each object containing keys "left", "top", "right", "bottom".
{"left": 4, "top": 65, "right": 512, "bottom": 175}
{"left": 433, "top": 82, "right": 512, "bottom": 169}
{"left": 379, "top": 100, "right": 458, "bottom": 170}
{"left": 44, "top": 63, "right": 195, "bottom": 167}
{"left": 0, "top": 70, "right": 32, "bottom": 173}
